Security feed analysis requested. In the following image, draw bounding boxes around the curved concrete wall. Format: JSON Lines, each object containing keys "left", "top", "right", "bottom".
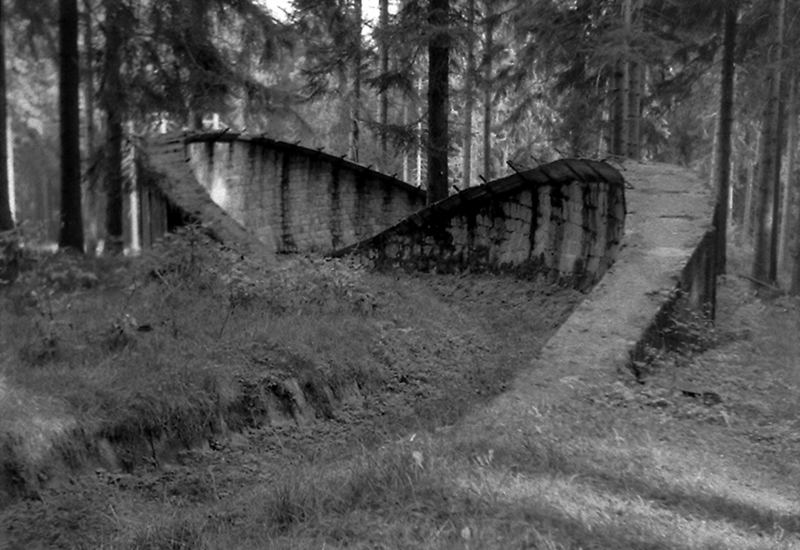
{"left": 334, "top": 159, "right": 626, "bottom": 288}
{"left": 183, "top": 134, "right": 427, "bottom": 254}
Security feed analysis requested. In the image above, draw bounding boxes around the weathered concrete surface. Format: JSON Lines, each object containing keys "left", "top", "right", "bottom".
{"left": 476, "top": 161, "right": 717, "bottom": 412}
{"left": 145, "top": 133, "right": 276, "bottom": 260}
{"left": 142, "top": 132, "right": 427, "bottom": 255}
{"left": 334, "top": 159, "right": 626, "bottom": 288}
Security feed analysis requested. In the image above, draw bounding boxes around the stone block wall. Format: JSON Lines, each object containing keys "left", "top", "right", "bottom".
{"left": 183, "top": 134, "right": 427, "bottom": 254}
{"left": 334, "top": 159, "right": 626, "bottom": 288}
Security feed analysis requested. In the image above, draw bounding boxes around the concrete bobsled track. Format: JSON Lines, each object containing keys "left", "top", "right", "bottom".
{"left": 0, "top": 136, "right": 717, "bottom": 508}
{"left": 143, "top": 132, "right": 716, "bottom": 389}
{"left": 473, "top": 160, "right": 717, "bottom": 415}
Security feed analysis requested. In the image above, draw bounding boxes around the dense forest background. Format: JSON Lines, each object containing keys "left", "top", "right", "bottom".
{"left": 0, "top": 0, "right": 799, "bottom": 291}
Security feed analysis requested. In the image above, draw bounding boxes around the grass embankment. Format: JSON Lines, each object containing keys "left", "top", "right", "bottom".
{"left": 1, "top": 229, "right": 387, "bottom": 481}
{"left": 124, "top": 277, "right": 800, "bottom": 550}
{"left": 4, "top": 227, "right": 549, "bottom": 488}
{"left": 2, "top": 231, "right": 799, "bottom": 549}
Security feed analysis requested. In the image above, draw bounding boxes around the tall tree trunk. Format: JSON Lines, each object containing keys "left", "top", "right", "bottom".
{"left": 482, "top": 2, "right": 494, "bottom": 182}
{"left": 779, "top": 72, "right": 796, "bottom": 273}
{"left": 769, "top": 79, "right": 786, "bottom": 281}
{"left": 427, "top": 0, "right": 450, "bottom": 203}
{"left": 610, "top": 0, "right": 631, "bottom": 157}
{"left": 461, "top": 0, "right": 475, "bottom": 189}
{"left": 753, "top": 0, "right": 785, "bottom": 284}
{"left": 416, "top": 74, "right": 423, "bottom": 187}
{"left": 102, "top": 0, "right": 124, "bottom": 254}
{"left": 741, "top": 129, "right": 758, "bottom": 243}
{"left": 59, "top": 0, "right": 84, "bottom": 251}
{"left": 83, "top": 0, "right": 100, "bottom": 254}
{"left": 713, "top": 1, "right": 737, "bottom": 275}
{"left": 621, "top": 0, "right": 633, "bottom": 158}
{"left": 349, "top": 0, "right": 362, "bottom": 163}
{"left": 0, "top": 0, "right": 12, "bottom": 232}
{"left": 83, "top": 0, "right": 95, "bottom": 155}
{"left": 627, "top": 0, "right": 643, "bottom": 160}
{"left": 791, "top": 139, "right": 800, "bottom": 293}
{"left": 402, "top": 96, "right": 409, "bottom": 182}
{"left": 378, "top": 0, "right": 389, "bottom": 167}
{"left": 628, "top": 63, "right": 642, "bottom": 159}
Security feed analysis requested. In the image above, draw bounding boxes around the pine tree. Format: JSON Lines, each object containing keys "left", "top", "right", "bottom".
{"left": 58, "top": 0, "right": 84, "bottom": 251}
{"left": 713, "top": 1, "right": 738, "bottom": 275}
{"left": 427, "top": 0, "right": 450, "bottom": 203}
{"left": 0, "top": 0, "right": 12, "bottom": 231}
{"left": 461, "top": 0, "right": 476, "bottom": 189}
{"left": 101, "top": 0, "right": 124, "bottom": 254}
{"left": 753, "top": 0, "right": 785, "bottom": 284}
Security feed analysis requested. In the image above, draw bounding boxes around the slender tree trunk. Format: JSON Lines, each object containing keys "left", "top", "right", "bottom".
{"left": 622, "top": 0, "right": 634, "bottom": 158}
{"left": 713, "top": 1, "right": 737, "bottom": 275}
{"left": 59, "top": 0, "right": 84, "bottom": 251}
{"left": 779, "top": 72, "right": 796, "bottom": 272}
{"left": 416, "top": 74, "right": 423, "bottom": 187}
{"left": 482, "top": 2, "right": 494, "bottom": 181}
{"left": 610, "top": 0, "right": 631, "bottom": 157}
{"left": 102, "top": 0, "right": 124, "bottom": 254}
{"left": 753, "top": 0, "right": 785, "bottom": 284}
{"left": 349, "top": 0, "right": 362, "bottom": 163}
{"left": 83, "top": 0, "right": 99, "bottom": 254}
{"left": 742, "top": 129, "right": 758, "bottom": 243}
{"left": 791, "top": 148, "right": 800, "bottom": 292}
{"left": 378, "top": 0, "right": 389, "bottom": 167}
{"left": 628, "top": 63, "right": 642, "bottom": 159}
{"left": 427, "top": 0, "right": 450, "bottom": 203}
{"left": 402, "top": 96, "right": 409, "bottom": 182}
{"left": 461, "top": 0, "right": 475, "bottom": 189}
{"left": 83, "top": 0, "right": 95, "bottom": 155}
{"left": 770, "top": 80, "right": 786, "bottom": 281}
{"left": 0, "top": 0, "right": 12, "bottom": 232}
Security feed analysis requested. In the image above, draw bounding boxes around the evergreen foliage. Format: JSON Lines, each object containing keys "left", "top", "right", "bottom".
{"left": 1, "top": 0, "right": 800, "bottom": 288}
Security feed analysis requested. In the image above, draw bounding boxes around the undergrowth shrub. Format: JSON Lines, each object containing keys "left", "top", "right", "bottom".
{"left": 138, "top": 224, "right": 378, "bottom": 316}
{"left": 630, "top": 292, "right": 717, "bottom": 378}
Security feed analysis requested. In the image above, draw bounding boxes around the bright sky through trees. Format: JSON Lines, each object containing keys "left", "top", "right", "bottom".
{"left": 264, "top": 0, "right": 385, "bottom": 23}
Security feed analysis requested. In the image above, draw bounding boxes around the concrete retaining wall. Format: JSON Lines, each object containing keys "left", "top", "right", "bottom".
{"left": 143, "top": 133, "right": 427, "bottom": 255}
{"left": 334, "top": 159, "right": 626, "bottom": 288}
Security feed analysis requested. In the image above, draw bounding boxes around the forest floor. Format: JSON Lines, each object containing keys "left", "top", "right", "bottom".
{"left": 1, "top": 235, "right": 800, "bottom": 549}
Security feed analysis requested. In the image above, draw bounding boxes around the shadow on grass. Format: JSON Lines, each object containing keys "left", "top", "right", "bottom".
{"left": 473, "top": 433, "right": 800, "bottom": 538}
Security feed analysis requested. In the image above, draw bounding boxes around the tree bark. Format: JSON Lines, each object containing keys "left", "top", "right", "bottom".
{"left": 610, "top": 0, "right": 631, "bottom": 157}
{"left": 416, "top": 74, "right": 423, "bottom": 187}
{"left": 461, "top": 0, "right": 475, "bottom": 189}
{"left": 378, "top": 0, "right": 389, "bottom": 167}
{"left": 427, "top": 0, "right": 450, "bottom": 203}
{"left": 482, "top": 2, "right": 493, "bottom": 182}
{"left": 741, "top": 129, "right": 758, "bottom": 243}
{"left": 349, "top": 0, "right": 362, "bottom": 163}
{"left": 59, "top": 0, "right": 84, "bottom": 251}
{"left": 628, "top": 63, "right": 642, "bottom": 159}
{"left": 102, "top": 0, "right": 124, "bottom": 254}
{"left": 753, "top": 0, "right": 785, "bottom": 284}
{"left": 770, "top": 77, "right": 786, "bottom": 281}
{"left": 713, "top": 1, "right": 737, "bottom": 275}
{"left": 778, "top": 72, "right": 796, "bottom": 273}
{"left": 83, "top": 0, "right": 100, "bottom": 254}
{"left": 0, "top": 0, "right": 13, "bottom": 231}
{"left": 791, "top": 131, "right": 800, "bottom": 292}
